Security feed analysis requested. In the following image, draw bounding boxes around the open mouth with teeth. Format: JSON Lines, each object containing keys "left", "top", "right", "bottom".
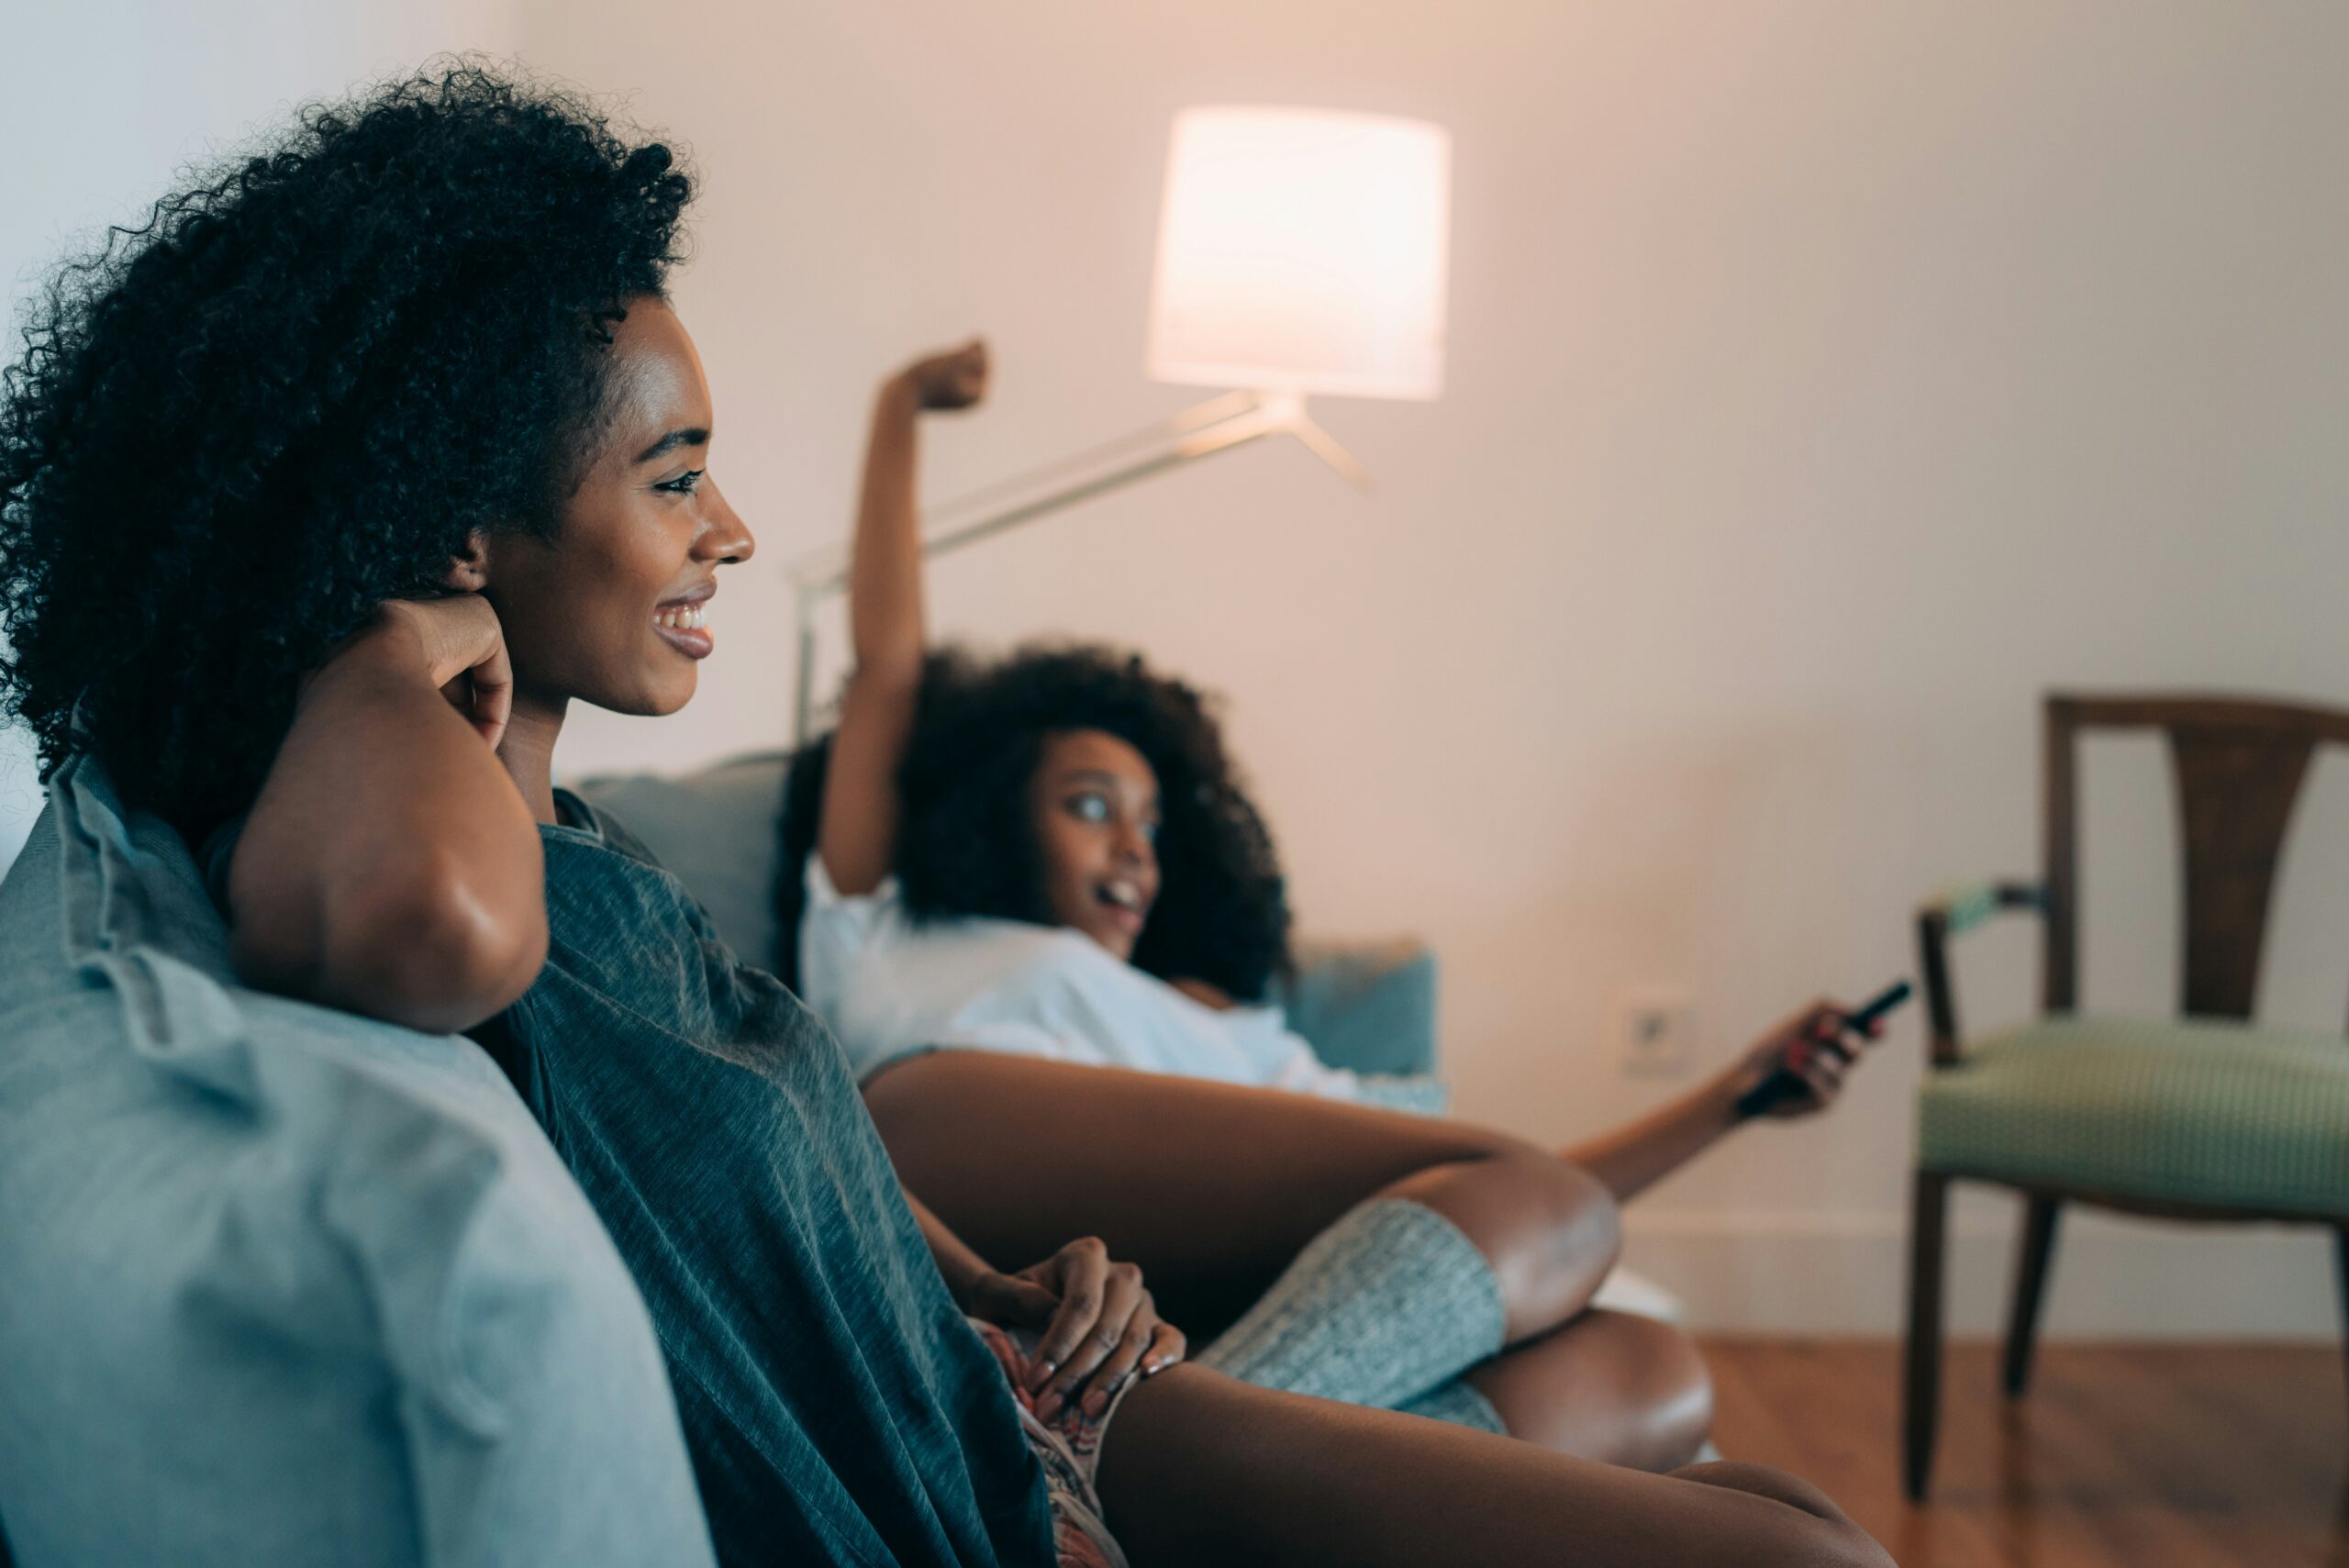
{"left": 652, "top": 597, "right": 715, "bottom": 659}
{"left": 1095, "top": 878, "right": 1151, "bottom": 931}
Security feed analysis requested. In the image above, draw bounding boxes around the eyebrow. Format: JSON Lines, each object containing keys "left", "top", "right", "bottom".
{"left": 633, "top": 427, "right": 711, "bottom": 464}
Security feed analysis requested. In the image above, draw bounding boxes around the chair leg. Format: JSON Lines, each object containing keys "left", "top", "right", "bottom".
{"left": 1904, "top": 1170, "right": 1951, "bottom": 1502}
{"left": 2332, "top": 1226, "right": 2349, "bottom": 1430}
{"left": 2001, "top": 1195, "right": 2063, "bottom": 1396}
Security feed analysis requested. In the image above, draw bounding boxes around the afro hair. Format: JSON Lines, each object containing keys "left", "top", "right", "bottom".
{"left": 777, "top": 643, "right": 1294, "bottom": 1002}
{"left": 0, "top": 61, "right": 692, "bottom": 832}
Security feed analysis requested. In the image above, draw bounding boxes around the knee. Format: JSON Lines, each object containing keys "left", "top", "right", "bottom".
{"left": 1515, "top": 1147, "right": 1620, "bottom": 1266}
{"left": 1484, "top": 1145, "right": 1623, "bottom": 1318}
{"left": 1436, "top": 1140, "right": 1620, "bottom": 1251}
{"left": 1384, "top": 1141, "right": 1620, "bottom": 1335}
{"left": 1609, "top": 1313, "right": 1714, "bottom": 1471}
{"left": 1478, "top": 1309, "right": 1713, "bottom": 1471}
{"left": 1672, "top": 1462, "right": 1892, "bottom": 1568}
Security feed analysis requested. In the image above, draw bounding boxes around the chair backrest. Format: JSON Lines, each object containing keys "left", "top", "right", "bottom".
{"left": 2043, "top": 694, "right": 2349, "bottom": 1022}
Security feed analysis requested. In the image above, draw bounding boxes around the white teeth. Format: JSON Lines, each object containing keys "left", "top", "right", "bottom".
{"left": 656, "top": 606, "right": 708, "bottom": 631}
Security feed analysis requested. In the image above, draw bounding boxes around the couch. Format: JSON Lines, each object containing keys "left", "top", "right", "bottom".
{"left": 570, "top": 751, "right": 1443, "bottom": 1080}
{"left": 0, "top": 752, "right": 1447, "bottom": 1565}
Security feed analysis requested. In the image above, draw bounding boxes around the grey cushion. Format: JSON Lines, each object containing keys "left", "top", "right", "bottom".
{"left": 1277, "top": 939, "right": 1441, "bottom": 1079}
{"left": 572, "top": 751, "right": 790, "bottom": 973}
{"left": 571, "top": 753, "right": 1439, "bottom": 1077}
{"left": 0, "top": 757, "right": 715, "bottom": 1568}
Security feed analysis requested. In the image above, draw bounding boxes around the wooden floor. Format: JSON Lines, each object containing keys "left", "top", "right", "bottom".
{"left": 1699, "top": 1340, "right": 2349, "bottom": 1568}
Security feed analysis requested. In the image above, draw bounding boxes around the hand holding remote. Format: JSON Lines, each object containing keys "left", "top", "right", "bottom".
{"left": 1731, "top": 981, "right": 1912, "bottom": 1121}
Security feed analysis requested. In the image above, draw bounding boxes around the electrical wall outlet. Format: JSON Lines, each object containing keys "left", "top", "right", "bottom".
{"left": 1616, "top": 990, "right": 1693, "bottom": 1077}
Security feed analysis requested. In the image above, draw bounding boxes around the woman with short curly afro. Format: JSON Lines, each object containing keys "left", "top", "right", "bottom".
{"left": 1, "top": 68, "right": 695, "bottom": 838}
{"left": 0, "top": 65, "right": 1889, "bottom": 1568}
{"left": 783, "top": 340, "right": 1903, "bottom": 1462}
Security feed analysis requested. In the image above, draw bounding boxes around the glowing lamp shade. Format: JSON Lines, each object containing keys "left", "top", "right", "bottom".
{"left": 1147, "top": 106, "right": 1451, "bottom": 401}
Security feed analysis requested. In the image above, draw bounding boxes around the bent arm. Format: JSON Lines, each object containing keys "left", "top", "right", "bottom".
{"left": 815, "top": 374, "right": 930, "bottom": 895}
{"left": 818, "top": 341, "right": 990, "bottom": 895}
{"left": 226, "top": 618, "right": 546, "bottom": 1034}
{"left": 822, "top": 373, "right": 930, "bottom": 892}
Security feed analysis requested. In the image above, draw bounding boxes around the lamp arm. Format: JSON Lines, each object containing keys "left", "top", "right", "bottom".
{"left": 1286, "top": 404, "right": 1374, "bottom": 493}
{"left": 788, "top": 390, "right": 1368, "bottom": 740}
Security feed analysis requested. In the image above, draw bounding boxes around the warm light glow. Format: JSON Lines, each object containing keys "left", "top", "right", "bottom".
{"left": 1147, "top": 106, "right": 1451, "bottom": 401}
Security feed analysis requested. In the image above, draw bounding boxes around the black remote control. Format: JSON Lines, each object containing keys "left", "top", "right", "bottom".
{"left": 1732, "top": 980, "right": 1913, "bottom": 1120}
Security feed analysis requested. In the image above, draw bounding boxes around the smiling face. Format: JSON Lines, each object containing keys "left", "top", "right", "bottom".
{"left": 1027, "top": 728, "right": 1163, "bottom": 962}
{"left": 483, "top": 295, "right": 754, "bottom": 717}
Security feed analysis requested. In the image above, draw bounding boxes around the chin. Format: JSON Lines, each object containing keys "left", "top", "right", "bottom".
{"left": 592, "top": 673, "right": 697, "bottom": 717}
{"left": 641, "top": 666, "right": 701, "bottom": 715}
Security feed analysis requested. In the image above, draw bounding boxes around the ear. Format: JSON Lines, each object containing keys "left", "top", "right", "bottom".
{"left": 442, "top": 529, "right": 491, "bottom": 593}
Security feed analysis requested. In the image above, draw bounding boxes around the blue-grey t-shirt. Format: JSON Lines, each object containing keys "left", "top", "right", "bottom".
{"left": 495, "top": 794, "right": 1053, "bottom": 1567}
{"left": 212, "top": 796, "right": 1054, "bottom": 1568}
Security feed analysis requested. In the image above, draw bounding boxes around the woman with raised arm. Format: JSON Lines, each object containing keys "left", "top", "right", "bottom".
{"left": 783, "top": 340, "right": 1889, "bottom": 1449}
{"left": 0, "top": 67, "right": 1888, "bottom": 1568}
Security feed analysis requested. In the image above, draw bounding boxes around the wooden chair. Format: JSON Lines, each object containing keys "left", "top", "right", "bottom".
{"left": 1904, "top": 693, "right": 2349, "bottom": 1499}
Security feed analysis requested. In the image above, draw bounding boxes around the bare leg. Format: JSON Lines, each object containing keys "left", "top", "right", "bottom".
{"left": 1464, "top": 1309, "right": 1713, "bottom": 1470}
{"left": 1097, "top": 1365, "right": 1888, "bottom": 1568}
{"left": 864, "top": 1051, "right": 1615, "bottom": 1340}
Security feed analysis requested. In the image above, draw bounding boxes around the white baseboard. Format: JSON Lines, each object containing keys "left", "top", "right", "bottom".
{"left": 1622, "top": 1207, "right": 2342, "bottom": 1340}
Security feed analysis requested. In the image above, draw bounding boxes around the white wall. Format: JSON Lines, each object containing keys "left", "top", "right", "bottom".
{"left": 518, "top": 1, "right": 2349, "bottom": 1337}
{"left": 12, "top": 2, "right": 2349, "bottom": 1335}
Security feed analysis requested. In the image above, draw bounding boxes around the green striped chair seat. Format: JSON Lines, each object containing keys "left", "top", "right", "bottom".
{"left": 1917, "top": 1016, "right": 2349, "bottom": 1216}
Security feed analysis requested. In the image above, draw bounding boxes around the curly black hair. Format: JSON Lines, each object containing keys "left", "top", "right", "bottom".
{"left": 776, "top": 643, "right": 1294, "bottom": 1002}
{"left": 0, "top": 61, "right": 691, "bottom": 831}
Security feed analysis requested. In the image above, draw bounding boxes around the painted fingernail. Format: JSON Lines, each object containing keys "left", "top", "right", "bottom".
{"left": 1083, "top": 1388, "right": 1109, "bottom": 1418}
{"left": 1036, "top": 1391, "right": 1062, "bottom": 1420}
{"left": 1027, "top": 1359, "right": 1057, "bottom": 1391}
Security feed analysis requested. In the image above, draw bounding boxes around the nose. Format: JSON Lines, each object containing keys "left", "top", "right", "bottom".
{"left": 696, "top": 479, "right": 757, "bottom": 564}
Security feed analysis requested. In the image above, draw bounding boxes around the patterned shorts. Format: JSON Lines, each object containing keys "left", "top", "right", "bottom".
{"left": 967, "top": 1318, "right": 1141, "bottom": 1568}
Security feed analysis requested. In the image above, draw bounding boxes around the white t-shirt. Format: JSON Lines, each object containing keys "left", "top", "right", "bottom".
{"left": 797, "top": 853, "right": 1394, "bottom": 1102}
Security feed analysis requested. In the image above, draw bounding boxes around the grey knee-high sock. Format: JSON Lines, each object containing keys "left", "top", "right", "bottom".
{"left": 1197, "top": 1197, "right": 1508, "bottom": 1418}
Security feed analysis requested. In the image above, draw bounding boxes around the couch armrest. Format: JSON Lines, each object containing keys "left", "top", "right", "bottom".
{"left": 1276, "top": 938, "right": 1439, "bottom": 1078}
